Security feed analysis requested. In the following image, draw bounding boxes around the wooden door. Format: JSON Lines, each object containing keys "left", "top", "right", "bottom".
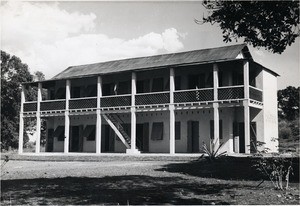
{"left": 187, "top": 121, "right": 199, "bottom": 153}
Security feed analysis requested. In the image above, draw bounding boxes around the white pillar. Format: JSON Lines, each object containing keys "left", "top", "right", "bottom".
{"left": 213, "top": 64, "right": 220, "bottom": 150}
{"left": 96, "top": 76, "right": 102, "bottom": 154}
{"left": 18, "top": 85, "right": 25, "bottom": 154}
{"left": 213, "top": 64, "right": 219, "bottom": 101}
{"left": 127, "top": 72, "right": 139, "bottom": 154}
{"left": 64, "top": 80, "right": 71, "bottom": 153}
{"left": 35, "top": 83, "right": 42, "bottom": 153}
{"left": 169, "top": 68, "right": 175, "bottom": 154}
{"left": 243, "top": 61, "right": 250, "bottom": 153}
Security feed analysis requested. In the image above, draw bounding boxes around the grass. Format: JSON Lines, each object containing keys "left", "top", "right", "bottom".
{"left": 1, "top": 159, "right": 299, "bottom": 205}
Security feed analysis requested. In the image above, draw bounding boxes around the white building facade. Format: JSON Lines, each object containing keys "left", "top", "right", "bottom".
{"left": 19, "top": 44, "right": 279, "bottom": 154}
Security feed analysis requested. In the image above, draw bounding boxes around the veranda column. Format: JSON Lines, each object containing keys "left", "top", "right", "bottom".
{"left": 169, "top": 68, "right": 175, "bottom": 154}
{"left": 243, "top": 61, "right": 251, "bottom": 154}
{"left": 96, "top": 76, "right": 102, "bottom": 154}
{"left": 127, "top": 72, "right": 139, "bottom": 154}
{"left": 64, "top": 79, "right": 71, "bottom": 153}
{"left": 213, "top": 64, "right": 220, "bottom": 150}
{"left": 35, "top": 83, "right": 42, "bottom": 153}
{"left": 18, "top": 85, "right": 25, "bottom": 154}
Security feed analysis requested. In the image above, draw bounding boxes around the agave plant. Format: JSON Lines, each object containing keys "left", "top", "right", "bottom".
{"left": 202, "top": 141, "right": 227, "bottom": 162}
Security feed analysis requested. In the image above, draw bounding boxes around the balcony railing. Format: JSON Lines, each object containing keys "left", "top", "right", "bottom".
{"left": 22, "top": 85, "right": 263, "bottom": 113}
{"left": 101, "top": 94, "right": 131, "bottom": 107}
{"left": 218, "top": 86, "right": 244, "bottom": 100}
{"left": 23, "top": 101, "right": 37, "bottom": 112}
{"left": 249, "top": 86, "right": 263, "bottom": 102}
{"left": 40, "top": 99, "right": 66, "bottom": 111}
{"left": 136, "top": 91, "right": 170, "bottom": 105}
{"left": 174, "top": 88, "right": 213, "bottom": 103}
{"left": 69, "top": 97, "right": 97, "bottom": 109}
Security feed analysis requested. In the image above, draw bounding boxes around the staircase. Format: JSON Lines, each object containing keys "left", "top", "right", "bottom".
{"left": 102, "top": 113, "right": 132, "bottom": 149}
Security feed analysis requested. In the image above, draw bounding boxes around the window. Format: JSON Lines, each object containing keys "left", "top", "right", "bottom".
{"left": 151, "top": 122, "right": 164, "bottom": 140}
{"left": 83, "top": 125, "right": 96, "bottom": 141}
{"left": 71, "top": 87, "right": 81, "bottom": 98}
{"left": 102, "top": 83, "right": 113, "bottom": 96}
{"left": 152, "top": 78, "right": 164, "bottom": 92}
{"left": 188, "top": 74, "right": 205, "bottom": 89}
{"left": 53, "top": 126, "right": 64, "bottom": 141}
{"left": 175, "top": 76, "right": 181, "bottom": 90}
{"left": 55, "top": 88, "right": 66, "bottom": 99}
{"left": 218, "top": 72, "right": 223, "bottom": 87}
{"left": 137, "top": 80, "right": 150, "bottom": 93}
{"left": 233, "top": 72, "right": 243, "bottom": 85}
{"left": 188, "top": 75, "right": 199, "bottom": 89}
{"left": 175, "top": 122, "right": 181, "bottom": 140}
{"left": 85, "top": 84, "right": 97, "bottom": 97}
{"left": 118, "top": 81, "right": 130, "bottom": 94}
{"left": 210, "top": 120, "right": 223, "bottom": 140}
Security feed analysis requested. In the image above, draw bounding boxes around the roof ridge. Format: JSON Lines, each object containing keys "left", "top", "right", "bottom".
{"left": 68, "top": 43, "right": 247, "bottom": 69}
{"left": 51, "top": 43, "right": 248, "bottom": 80}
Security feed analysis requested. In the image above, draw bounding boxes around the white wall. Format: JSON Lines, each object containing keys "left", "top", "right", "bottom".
{"left": 262, "top": 70, "right": 279, "bottom": 152}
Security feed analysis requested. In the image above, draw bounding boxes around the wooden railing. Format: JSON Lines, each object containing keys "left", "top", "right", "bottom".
{"left": 136, "top": 91, "right": 169, "bottom": 105}
{"left": 174, "top": 88, "right": 213, "bottom": 103}
{"left": 69, "top": 97, "right": 97, "bottom": 109}
{"left": 218, "top": 86, "right": 244, "bottom": 100}
{"left": 101, "top": 94, "right": 131, "bottom": 107}
{"left": 249, "top": 86, "right": 263, "bottom": 102}
{"left": 23, "top": 101, "right": 37, "bottom": 112}
{"left": 40, "top": 99, "right": 66, "bottom": 111}
{"left": 23, "top": 86, "right": 263, "bottom": 112}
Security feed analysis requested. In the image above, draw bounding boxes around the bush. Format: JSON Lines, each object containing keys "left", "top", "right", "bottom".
{"left": 279, "top": 120, "right": 293, "bottom": 139}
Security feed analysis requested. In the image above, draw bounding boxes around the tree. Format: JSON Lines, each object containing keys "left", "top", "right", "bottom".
{"left": 1, "top": 51, "right": 46, "bottom": 150}
{"left": 278, "top": 86, "right": 300, "bottom": 142}
{"left": 199, "top": 1, "right": 299, "bottom": 54}
{"left": 278, "top": 86, "right": 299, "bottom": 121}
{"left": 1, "top": 51, "right": 33, "bottom": 149}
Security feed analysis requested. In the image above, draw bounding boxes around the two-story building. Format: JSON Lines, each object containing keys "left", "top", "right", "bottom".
{"left": 19, "top": 44, "right": 279, "bottom": 154}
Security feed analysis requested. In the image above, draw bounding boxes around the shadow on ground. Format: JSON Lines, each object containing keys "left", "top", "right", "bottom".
{"left": 1, "top": 175, "right": 250, "bottom": 205}
{"left": 156, "top": 157, "right": 299, "bottom": 182}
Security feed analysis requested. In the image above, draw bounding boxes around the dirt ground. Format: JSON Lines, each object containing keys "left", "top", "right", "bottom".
{"left": 1, "top": 160, "right": 299, "bottom": 205}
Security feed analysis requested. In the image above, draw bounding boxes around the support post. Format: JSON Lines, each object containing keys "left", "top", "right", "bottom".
{"left": 18, "top": 85, "right": 25, "bottom": 154}
{"left": 35, "top": 83, "right": 42, "bottom": 153}
{"left": 127, "top": 72, "right": 140, "bottom": 154}
{"left": 243, "top": 61, "right": 251, "bottom": 153}
{"left": 213, "top": 64, "right": 220, "bottom": 150}
{"left": 96, "top": 76, "right": 102, "bottom": 154}
{"left": 64, "top": 80, "right": 71, "bottom": 153}
{"left": 169, "top": 68, "right": 175, "bottom": 154}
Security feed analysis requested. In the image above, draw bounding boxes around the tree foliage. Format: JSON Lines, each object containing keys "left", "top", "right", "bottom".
{"left": 278, "top": 86, "right": 299, "bottom": 121}
{"left": 278, "top": 86, "right": 299, "bottom": 142}
{"left": 1, "top": 51, "right": 46, "bottom": 150}
{"left": 1, "top": 51, "right": 33, "bottom": 149}
{"left": 200, "top": 0, "right": 300, "bottom": 54}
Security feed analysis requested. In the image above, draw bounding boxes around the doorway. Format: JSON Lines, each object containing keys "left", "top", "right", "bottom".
{"left": 46, "top": 129, "right": 54, "bottom": 152}
{"left": 187, "top": 121, "right": 199, "bottom": 153}
{"left": 102, "top": 125, "right": 115, "bottom": 152}
{"left": 136, "top": 123, "right": 149, "bottom": 153}
{"left": 70, "top": 125, "right": 83, "bottom": 152}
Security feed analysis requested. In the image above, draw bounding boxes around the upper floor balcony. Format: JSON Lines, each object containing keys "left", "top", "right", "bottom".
{"left": 22, "top": 85, "right": 263, "bottom": 113}
{"left": 21, "top": 59, "right": 264, "bottom": 114}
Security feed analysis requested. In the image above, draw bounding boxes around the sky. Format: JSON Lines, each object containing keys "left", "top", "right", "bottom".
{"left": 1, "top": 0, "right": 299, "bottom": 90}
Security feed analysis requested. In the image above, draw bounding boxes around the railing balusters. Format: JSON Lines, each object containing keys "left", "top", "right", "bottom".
{"left": 23, "top": 86, "right": 263, "bottom": 112}
{"left": 174, "top": 88, "right": 213, "bottom": 103}
{"left": 218, "top": 86, "right": 244, "bottom": 100}
{"left": 136, "top": 92, "right": 170, "bottom": 105}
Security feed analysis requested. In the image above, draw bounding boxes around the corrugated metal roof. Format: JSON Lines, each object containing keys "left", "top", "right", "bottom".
{"left": 52, "top": 44, "right": 251, "bottom": 80}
